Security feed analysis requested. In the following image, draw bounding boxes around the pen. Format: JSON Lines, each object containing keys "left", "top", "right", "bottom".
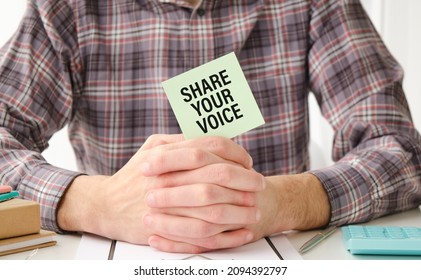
{"left": 299, "top": 226, "right": 338, "bottom": 254}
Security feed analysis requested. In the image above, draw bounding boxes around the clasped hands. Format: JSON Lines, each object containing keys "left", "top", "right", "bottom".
{"left": 60, "top": 133, "right": 331, "bottom": 254}
{"left": 70, "top": 134, "right": 277, "bottom": 254}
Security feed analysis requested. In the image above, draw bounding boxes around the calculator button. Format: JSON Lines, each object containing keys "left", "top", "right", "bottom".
{"left": 403, "top": 227, "right": 421, "bottom": 238}
{"left": 366, "top": 227, "right": 386, "bottom": 238}
{"left": 385, "top": 227, "right": 406, "bottom": 238}
{"left": 348, "top": 226, "right": 366, "bottom": 238}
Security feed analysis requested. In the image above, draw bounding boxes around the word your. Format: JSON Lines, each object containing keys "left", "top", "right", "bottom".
{"left": 180, "top": 70, "right": 243, "bottom": 133}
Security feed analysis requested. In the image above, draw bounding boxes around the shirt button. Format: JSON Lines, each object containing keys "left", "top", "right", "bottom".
{"left": 197, "top": 8, "right": 205, "bottom": 16}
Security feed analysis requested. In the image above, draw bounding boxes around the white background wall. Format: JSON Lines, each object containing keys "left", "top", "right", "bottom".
{"left": 1, "top": 0, "right": 421, "bottom": 171}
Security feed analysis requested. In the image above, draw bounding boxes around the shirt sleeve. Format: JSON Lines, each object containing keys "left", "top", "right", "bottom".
{"left": 307, "top": 0, "right": 421, "bottom": 225}
{"left": 0, "top": 0, "right": 83, "bottom": 232}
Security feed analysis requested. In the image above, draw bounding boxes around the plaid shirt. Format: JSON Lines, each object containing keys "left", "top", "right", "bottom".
{"left": 1, "top": 0, "right": 420, "bottom": 233}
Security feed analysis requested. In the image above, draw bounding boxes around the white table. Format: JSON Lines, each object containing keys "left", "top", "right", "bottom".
{"left": 1, "top": 208, "right": 420, "bottom": 260}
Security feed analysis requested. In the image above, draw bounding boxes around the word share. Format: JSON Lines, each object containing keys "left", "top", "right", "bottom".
{"left": 162, "top": 52, "right": 265, "bottom": 139}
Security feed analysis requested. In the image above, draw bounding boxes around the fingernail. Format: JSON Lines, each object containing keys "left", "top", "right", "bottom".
{"left": 248, "top": 155, "right": 253, "bottom": 168}
{"left": 245, "top": 232, "right": 253, "bottom": 242}
{"left": 261, "top": 176, "right": 266, "bottom": 190}
{"left": 148, "top": 236, "right": 158, "bottom": 248}
{"left": 255, "top": 209, "right": 261, "bottom": 222}
{"left": 146, "top": 192, "right": 155, "bottom": 206}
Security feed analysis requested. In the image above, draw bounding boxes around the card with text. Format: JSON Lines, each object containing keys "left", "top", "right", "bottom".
{"left": 162, "top": 52, "right": 265, "bottom": 139}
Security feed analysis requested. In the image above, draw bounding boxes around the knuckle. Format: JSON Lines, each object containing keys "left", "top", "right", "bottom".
{"left": 145, "top": 134, "right": 166, "bottom": 147}
{"left": 189, "top": 148, "right": 207, "bottom": 165}
{"left": 194, "top": 221, "right": 212, "bottom": 238}
{"left": 199, "top": 184, "right": 217, "bottom": 203}
{"left": 206, "top": 137, "right": 228, "bottom": 154}
{"left": 241, "top": 192, "right": 256, "bottom": 206}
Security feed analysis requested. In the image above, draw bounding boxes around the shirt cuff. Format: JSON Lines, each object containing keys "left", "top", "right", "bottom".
{"left": 17, "top": 163, "right": 83, "bottom": 233}
{"left": 309, "top": 161, "right": 373, "bottom": 226}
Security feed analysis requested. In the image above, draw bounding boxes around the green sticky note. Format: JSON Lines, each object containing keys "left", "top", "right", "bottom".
{"left": 162, "top": 52, "right": 265, "bottom": 139}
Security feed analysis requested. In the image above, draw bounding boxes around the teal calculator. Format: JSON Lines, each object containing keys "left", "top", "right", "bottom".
{"left": 342, "top": 225, "right": 421, "bottom": 255}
